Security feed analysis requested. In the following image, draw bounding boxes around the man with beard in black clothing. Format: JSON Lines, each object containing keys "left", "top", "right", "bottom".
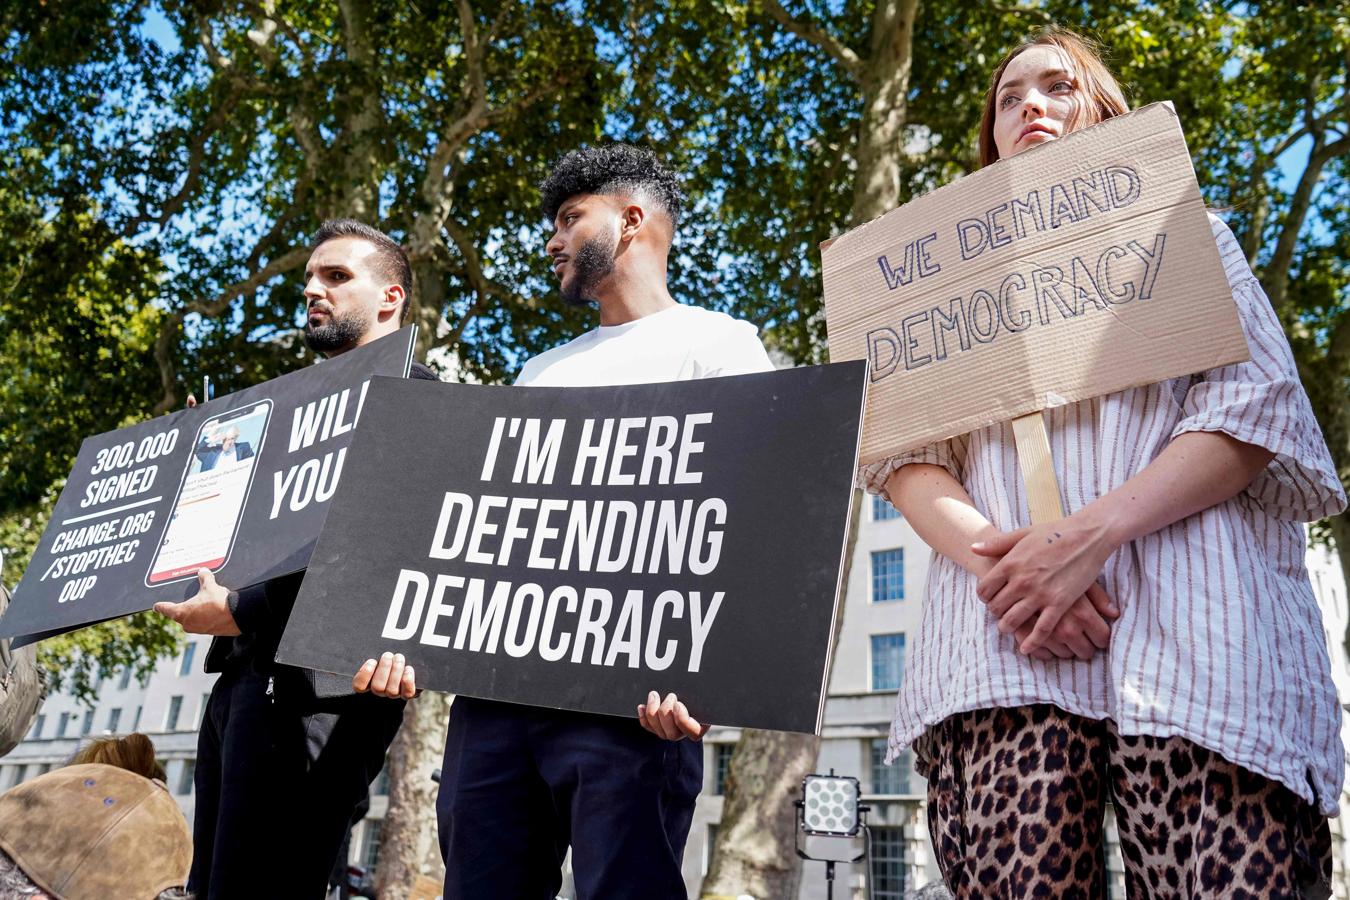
{"left": 154, "top": 219, "right": 436, "bottom": 899}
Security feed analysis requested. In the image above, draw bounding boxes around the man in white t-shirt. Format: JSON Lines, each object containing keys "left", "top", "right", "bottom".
{"left": 355, "top": 144, "right": 773, "bottom": 899}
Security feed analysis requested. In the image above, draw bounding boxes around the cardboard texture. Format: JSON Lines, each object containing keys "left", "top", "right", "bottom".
{"left": 821, "top": 102, "right": 1251, "bottom": 466}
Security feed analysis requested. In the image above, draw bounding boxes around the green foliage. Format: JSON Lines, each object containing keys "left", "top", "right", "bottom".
{"left": 0, "top": 0, "right": 1345, "bottom": 697}
{"left": 0, "top": 486, "right": 181, "bottom": 705}
{"left": 0, "top": 94, "right": 180, "bottom": 698}
{"left": 613, "top": 0, "right": 1349, "bottom": 594}
{"left": 0, "top": 0, "right": 613, "bottom": 693}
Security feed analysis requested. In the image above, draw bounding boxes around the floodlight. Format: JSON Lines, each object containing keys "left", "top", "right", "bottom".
{"left": 801, "top": 773, "right": 862, "bottom": 837}
{"left": 794, "top": 771, "right": 872, "bottom": 900}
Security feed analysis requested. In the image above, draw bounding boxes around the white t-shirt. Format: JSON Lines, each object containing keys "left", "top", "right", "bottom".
{"left": 515, "top": 303, "right": 774, "bottom": 387}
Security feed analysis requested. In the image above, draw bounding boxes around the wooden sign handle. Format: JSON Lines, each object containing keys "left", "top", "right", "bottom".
{"left": 1011, "top": 411, "right": 1064, "bottom": 524}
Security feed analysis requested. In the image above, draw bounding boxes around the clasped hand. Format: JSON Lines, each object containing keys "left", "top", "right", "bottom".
{"left": 973, "top": 516, "right": 1120, "bottom": 657}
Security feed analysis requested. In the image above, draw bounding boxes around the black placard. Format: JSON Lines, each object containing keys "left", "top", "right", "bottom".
{"left": 0, "top": 327, "right": 417, "bottom": 647}
{"left": 276, "top": 362, "right": 867, "bottom": 734}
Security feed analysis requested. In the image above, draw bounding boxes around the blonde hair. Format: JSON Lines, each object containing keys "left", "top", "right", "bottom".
{"left": 979, "top": 26, "right": 1130, "bottom": 168}
{"left": 70, "top": 733, "right": 167, "bottom": 783}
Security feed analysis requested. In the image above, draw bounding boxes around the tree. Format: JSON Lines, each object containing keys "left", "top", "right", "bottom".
{"left": 143, "top": 3, "right": 618, "bottom": 891}
{"left": 691, "top": 0, "right": 919, "bottom": 890}
{"left": 2, "top": 2, "right": 611, "bottom": 892}
{"left": 373, "top": 692, "right": 452, "bottom": 896}
{"left": 592, "top": 0, "right": 959, "bottom": 890}
{"left": 1224, "top": 6, "right": 1349, "bottom": 637}
{"left": 0, "top": 135, "right": 184, "bottom": 700}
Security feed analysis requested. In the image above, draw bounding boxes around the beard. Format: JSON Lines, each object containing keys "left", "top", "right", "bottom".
{"left": 560, "top": 232, "right": 617, "bottom": 307}
{"left": 303, "top": 305, "right": 374, "bottom": 355}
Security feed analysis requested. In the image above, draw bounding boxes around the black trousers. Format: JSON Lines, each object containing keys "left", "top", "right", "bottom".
{"left": 438, "top": 697, "right": 703, "bottom": 900}
{"left": 188, "top": 667, "right": 405, "bottom": 899}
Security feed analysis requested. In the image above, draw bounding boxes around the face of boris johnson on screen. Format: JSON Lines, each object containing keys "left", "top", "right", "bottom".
{"left": 993, "top": 45, "right": 1081, "bottom": 161}
{"left": 302, "top": 236, "right": 388, "bottom": 355}
{"left": 546, "top": 195, "right": 621, "bottom": 306}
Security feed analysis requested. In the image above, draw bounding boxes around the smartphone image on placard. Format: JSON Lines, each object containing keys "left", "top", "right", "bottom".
{"left": 146, "top": 399, "right": 272, "bottom": 585}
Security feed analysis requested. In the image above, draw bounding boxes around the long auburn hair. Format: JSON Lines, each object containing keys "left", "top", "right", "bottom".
{"left": 978, "top": 27, "right": 1130, "bottom": 168}
{"left": 70, "top": 732, "right": 168, "bottom": 782}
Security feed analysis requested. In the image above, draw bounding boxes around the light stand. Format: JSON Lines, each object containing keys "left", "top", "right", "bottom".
{"left": 794, "top": 771, "right": 871, "bottom": 900}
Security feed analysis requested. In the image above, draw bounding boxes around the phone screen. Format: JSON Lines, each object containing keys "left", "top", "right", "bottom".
{"left": 146, "top": 399, "right": 272, "bottom": 585}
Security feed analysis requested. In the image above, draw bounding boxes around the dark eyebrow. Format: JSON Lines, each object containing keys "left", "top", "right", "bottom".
{"left": 556, "top": 198, "right": 582, "bottom": 220}
{"left": 999, "top": 68, "right": 1072, "bottom": 95}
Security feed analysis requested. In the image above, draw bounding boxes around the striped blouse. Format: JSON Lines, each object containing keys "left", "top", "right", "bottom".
{"left": 859, "top": 216, "right": 1348, "bottom": 815}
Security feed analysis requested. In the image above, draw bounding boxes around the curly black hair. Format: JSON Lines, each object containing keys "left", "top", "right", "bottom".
{"left": 539, "top": 143, "right": 685, "bottom": 226}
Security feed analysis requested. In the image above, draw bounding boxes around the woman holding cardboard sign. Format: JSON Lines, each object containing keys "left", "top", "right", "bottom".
{"left": 864, "top": 28, "right": 1345, "bottom": 898}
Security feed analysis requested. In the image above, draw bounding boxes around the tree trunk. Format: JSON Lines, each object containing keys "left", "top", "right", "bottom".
{"left": 852, "top": 0, "right": 920, "bottom": 223}
{"left": 409, "top": 252, "right": 449, "bottom": 361}
{"left": 335, "top": 0, "right": 385, "bottom": 222}
{"left": 700, "top": 729, "right": 819, "bottom": 898}
{"left": 1260, "top": 132, "right": 1350, "bottom": 313}
{"left": 375, "top": 692, "right": 453, "bottom": 898}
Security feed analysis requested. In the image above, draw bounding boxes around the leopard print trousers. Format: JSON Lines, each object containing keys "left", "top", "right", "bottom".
{"left": 918, "top": 704, "right": 1332, "bottom": 899}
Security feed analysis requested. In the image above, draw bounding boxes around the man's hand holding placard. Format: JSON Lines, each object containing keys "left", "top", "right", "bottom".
{"left": 353, "top": 652, "right": 417, "bottom": 699}
{"left": 153, "top": 568, "right": 241, "bottom": 637}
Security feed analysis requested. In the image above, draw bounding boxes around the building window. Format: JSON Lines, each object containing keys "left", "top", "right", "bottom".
{"left": 29, "top": 714, "right": 44, "bottom": 740}
{"left": 361, "top": 820, "right": 382, "bottom": 871}
{"left": 871, "top": 495, "right": 902, "bottom": 521}
{"left": 374, "top": 760, "right": 390, "bottom": 797}
{"left": 870, "top": 549, "right": 904, "bottom": 603}
{"left": 870, "top": 739, "right": 911, "bottom": 795}
{"left": 198, "top": 693, "right": 212, "bottom": 729}
{"left": 56, "top": 712, "right": 71, "bottom": 738}
{"left": 870, "top": 825, "right": 907, "bottom": 899}
{"left": 107, "top": 708, "right": 122, "bottom": 733}
{"left": 870, "top": 634, "right": 905, "bottom": 692}
{"left": 179, "top": 643, "right": 196, "bottom": 677}
{"left": 703, "top": 823, "right": 720, "bottom": 876}
{"left": 177, "top": 760, "right": 196, "bottom": 795}
{"left": 81, "top": 709, "right": 95, "bottom": 736}
{"left": 132, "top": 706, "right": 142, "bottom": 731}
{"left": 118, "top": 667, "right": 132, "bottom": 690}
{"left": 165, "top": 696, "right": 183, "bottom": 731}
{"left": 712, "top": 743, "right": 735, "bottom": 795}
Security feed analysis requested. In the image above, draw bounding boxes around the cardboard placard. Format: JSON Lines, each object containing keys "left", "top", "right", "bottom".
{"left": 0, "top": 327, "right": 418, "bottom": 647}
{"left": 276, "top": 364, "right": 867, "bottom": 734}
{"left": 821, "top": 103, "right": 1250, "bottom": 465}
